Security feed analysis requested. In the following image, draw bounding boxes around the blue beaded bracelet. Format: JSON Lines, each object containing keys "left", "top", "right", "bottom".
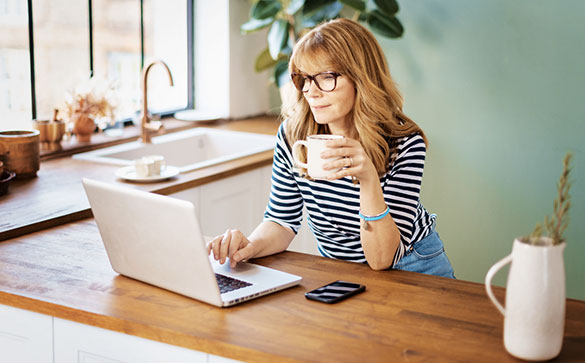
{"left": 358, "top": 206, "right": 390, "bottom": 230}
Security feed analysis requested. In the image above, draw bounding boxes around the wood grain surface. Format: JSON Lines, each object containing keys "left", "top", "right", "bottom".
{"left": 1, "top": 220, "right": 584, "bottom": 362}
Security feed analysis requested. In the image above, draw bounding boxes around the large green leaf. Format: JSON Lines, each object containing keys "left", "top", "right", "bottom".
{"left": 251, "top": 0, "right": 282, "bottom": 20}
{"left": 281, "top": 44, "right": 293, "bottom": 56}
{"left": 241, "top": 17, "right": 273, "bottom": 34}
{"left": 268, "top": 19, "right": 290, "bottom": 59}
{"left": 372, "top": 0, "right": 399, "bottom": 16}
{"left": 339, "top": 0, "right": 366, "bottom": 12}
{"left": 274, "top": 59, "right": 291, "bottom": 88}
{"left": 367, "top": 10, "right": 403, "bottom": 38}
{"left": 302, "top": 0, "right": 336, "bottom": 16}
{"left": 255, "top": 48, "right": 280, "bottom": 72}
{"left": 285, "top": 33, "right": 296, "bottom": 53}
{"left": 302, "top": 2, "right": 343, "bottom": 27}
{"left": 286, "top": 0, "right": 305, "bottom": 15}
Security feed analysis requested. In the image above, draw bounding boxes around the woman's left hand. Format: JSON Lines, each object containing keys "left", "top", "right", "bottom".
{"left": 321, "top": 137, "right": 378, "bottom": 183}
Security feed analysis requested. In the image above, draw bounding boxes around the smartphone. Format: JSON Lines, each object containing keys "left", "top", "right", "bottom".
{"left": 305, "top": 280, "right": 366, "bottom": 304}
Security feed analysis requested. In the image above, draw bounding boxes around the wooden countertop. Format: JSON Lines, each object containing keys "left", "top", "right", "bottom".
{"left": 0, "top": 116, "right": 281, "bottom": 241}
{"left": 1, "top": 220, "right": 584, "bottom": 362}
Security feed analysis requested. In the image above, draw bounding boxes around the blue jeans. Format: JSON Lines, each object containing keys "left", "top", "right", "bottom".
{"left": 393, "top": 229, "right": 455, "bottom": 278}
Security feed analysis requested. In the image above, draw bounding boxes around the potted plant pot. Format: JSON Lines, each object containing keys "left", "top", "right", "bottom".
{"left": 72, "top": 113, "right": 96, "bottom": 142}
{"left": 485, "top": 152, "right": 573, "bottom": 361}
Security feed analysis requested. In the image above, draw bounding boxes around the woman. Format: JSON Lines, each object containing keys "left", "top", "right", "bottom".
{"left": 208, "top": 18, "right": 454, "bottom": 278}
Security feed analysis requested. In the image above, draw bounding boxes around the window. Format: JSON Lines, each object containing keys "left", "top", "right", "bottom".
{"left": 0, "top": 0, "right": 193, "bottom": 130}
{"left": 0, "top": 0, "right": 31, "bottom": 129}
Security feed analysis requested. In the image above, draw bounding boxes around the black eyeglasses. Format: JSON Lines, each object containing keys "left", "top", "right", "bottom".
{"left": 291, "top": 71, "right": 342, "bottom": 93}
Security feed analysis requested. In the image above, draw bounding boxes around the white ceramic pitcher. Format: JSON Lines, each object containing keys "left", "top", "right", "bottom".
{"left": 485, "top": 238, "right": 566, "bottom": 361}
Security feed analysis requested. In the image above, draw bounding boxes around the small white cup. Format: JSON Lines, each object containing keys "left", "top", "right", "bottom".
{"left": 292, "top": 135, "right": 344, "bottom": 179}
{"left": 145, "top": 155, "right": 166, "bottom": 175}
{"left": 134, "top": 155, "right": 166, "bottom": 177}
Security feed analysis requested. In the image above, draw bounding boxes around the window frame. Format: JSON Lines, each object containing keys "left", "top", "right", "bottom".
{"left": 24, "top": 0, "right": 194, "bottom": 122}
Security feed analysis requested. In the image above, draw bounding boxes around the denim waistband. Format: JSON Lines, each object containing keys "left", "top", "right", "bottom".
{"left": 404, "top": 226, "right": 438, "bottom": 257}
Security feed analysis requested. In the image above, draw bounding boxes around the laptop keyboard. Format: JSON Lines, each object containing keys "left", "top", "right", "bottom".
{"left": 215, "top": 273, "right": 252, "bottom": 294}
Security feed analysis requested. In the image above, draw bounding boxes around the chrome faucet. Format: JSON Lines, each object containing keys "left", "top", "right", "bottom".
{"left": 139, "top": 60, "right": 174, "bottom": 143}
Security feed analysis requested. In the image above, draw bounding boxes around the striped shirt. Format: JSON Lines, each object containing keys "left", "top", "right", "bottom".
{"left": 263, "top": 121, "right": 436, "bottom": 267}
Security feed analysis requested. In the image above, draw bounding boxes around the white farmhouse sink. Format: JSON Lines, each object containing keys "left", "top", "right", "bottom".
{"left": 73, "top": 128, "right": 276, "bottom": 173}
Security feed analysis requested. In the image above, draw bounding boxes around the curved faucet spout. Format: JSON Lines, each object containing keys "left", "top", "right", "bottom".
{"left": 140, "top": 60, "right": 174, "bottom": 143}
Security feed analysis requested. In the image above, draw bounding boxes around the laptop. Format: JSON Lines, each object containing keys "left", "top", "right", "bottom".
{"left": 82, "top": 178, "right": 302, "bottom": 307}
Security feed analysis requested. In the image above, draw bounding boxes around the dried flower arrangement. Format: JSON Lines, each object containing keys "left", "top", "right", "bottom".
{"left": 523, "top": 152, "right": 573, "bottom": 245}
{"left": 61, "top": 76, "right": 117, "bottom": 142}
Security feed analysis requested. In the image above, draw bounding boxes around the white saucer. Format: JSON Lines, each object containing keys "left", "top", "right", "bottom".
{"left": 115, "top": 165, "right": 180, "bottom": 183}
{"left": 173, "top": 109, "right": 223, "bottom": 123}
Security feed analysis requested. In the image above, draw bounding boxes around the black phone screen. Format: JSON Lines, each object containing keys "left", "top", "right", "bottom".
{"left": 304, "top": 280, "right": 366, "bottom": 304}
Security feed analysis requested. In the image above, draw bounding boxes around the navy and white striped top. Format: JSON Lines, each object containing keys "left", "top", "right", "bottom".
{"left": 263, "top": 121, "right": 436, "bottom": 267}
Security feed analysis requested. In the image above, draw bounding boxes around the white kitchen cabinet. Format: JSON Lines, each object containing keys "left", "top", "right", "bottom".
{"left": 208, "top": 355, "right": 243, "bottom": 363}
{"left": 53, "top": 318, "right": 207, "bottom": 363}
{"left": 0, "top": 305, "right": 244, "bottom": 363}
{"left": 0, "top": 304, "right": 53, "bottom": 363}
{"left": 170, "top": 166, "right": 270, "bottom": 237}
{"left": 170, "top": 165, "right": 319, "bottom": 256}
{"left": 198, "top": 169, "right": 268, "bottom": 237}
{"left": 169, "top": 187, "right": 201, "bottom": 214}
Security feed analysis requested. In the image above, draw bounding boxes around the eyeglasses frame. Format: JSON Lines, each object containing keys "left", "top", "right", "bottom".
{"left": 290, "top": 71, "right": 342, "bottom": 93}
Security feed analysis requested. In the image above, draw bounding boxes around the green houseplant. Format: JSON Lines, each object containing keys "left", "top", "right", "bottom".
{"left": 241, "top": 0, "right": 405, "bottom": 88}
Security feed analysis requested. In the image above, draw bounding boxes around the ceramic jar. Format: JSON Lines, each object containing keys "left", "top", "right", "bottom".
{"left": 72, "top": 113, "right": 96, "bottom": 142}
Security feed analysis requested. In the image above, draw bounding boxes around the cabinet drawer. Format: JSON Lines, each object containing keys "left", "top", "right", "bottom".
{"left": 54, "top": 318, "right": 206, "bottom": 363}
{"left": 0, "top": 304, "right": 53, "bottom": 363}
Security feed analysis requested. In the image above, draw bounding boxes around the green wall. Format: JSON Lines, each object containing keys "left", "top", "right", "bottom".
{"left": 378, "top": 1, "right": 585, "bottom": 299}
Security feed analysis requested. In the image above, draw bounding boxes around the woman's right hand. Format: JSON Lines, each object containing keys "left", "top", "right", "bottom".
{"left": 207, "top": 229, "right": 257, "bottom": 268}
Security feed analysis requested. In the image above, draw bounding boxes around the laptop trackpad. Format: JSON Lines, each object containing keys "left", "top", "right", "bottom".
{"left": 211, "top": 257, "right": 256, "bottom": 275}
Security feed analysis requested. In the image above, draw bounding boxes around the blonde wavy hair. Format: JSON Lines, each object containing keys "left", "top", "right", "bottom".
{"left": 284, "top": 18, "right": 427, "bottom": 176}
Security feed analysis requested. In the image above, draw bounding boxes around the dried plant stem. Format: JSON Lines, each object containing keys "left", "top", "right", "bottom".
{"left": 552, "top": 153, "right": 573, "bottom": 244}
{"left": 527, "top": 223, "right": 543, "bottom": 245}
{"left": 525, "top": 152, "right": 573, "bottom": 245}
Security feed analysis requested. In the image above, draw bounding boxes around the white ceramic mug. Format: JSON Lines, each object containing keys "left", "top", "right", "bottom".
{"left": 135, "top": 155, "right": 166, "bottom": 177}
{"left": 292, "top": 135, "right": 344, "bottom": 179}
